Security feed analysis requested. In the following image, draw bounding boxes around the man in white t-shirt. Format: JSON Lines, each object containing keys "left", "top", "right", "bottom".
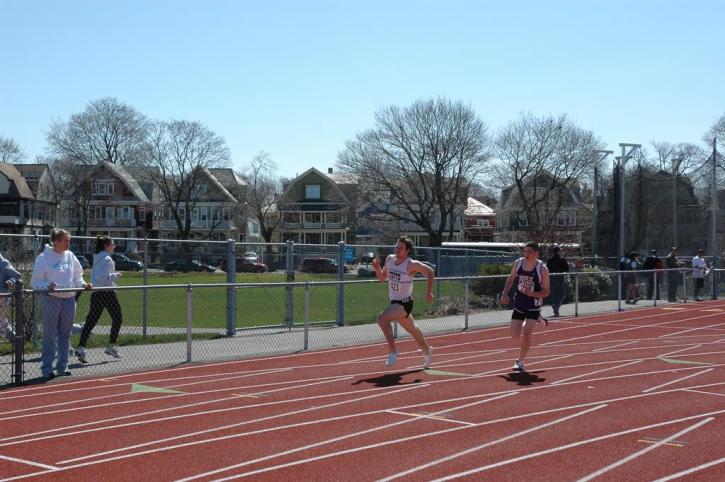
{"left": 691, "top": 249, "right": 708, "bottom": 301}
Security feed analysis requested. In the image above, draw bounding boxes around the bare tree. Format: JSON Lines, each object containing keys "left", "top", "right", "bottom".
{"left": 493, "top": 113, "right": 601, "bottom": 241}
{"left": 242, "top": 151, "right": 282, "bottom": 243}
{"left": 49, "top": 156, "right": 94, "bottom": 235}
{"left": 46, "top": 97, "right": 149, "bottom": 166}
{"left": 0, "top": 135, "right": 25, "bottom": 163}
{"left": 337, "top": 97, "right": 492, "bottom": 246}
{"left": 143, "top": 120, "right": 231, "bottom": 239}
{"left": 705, "top": 112, "right": 725, "bottom": 143}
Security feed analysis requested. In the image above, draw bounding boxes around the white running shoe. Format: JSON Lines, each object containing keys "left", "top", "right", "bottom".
{"left": 385, "top": 351, "right": 399, "bottom": 367}
{"left": 105, "top": 345, "right": 122, "bottom": 358}
{"left": 74, "top": 346, "right": 87, "bottom": 363}
{"left": 423, "top": 347, "right": 433, "bottom": 369}
{"left": 513, "top": 360, "right": 525, "bottom": 372}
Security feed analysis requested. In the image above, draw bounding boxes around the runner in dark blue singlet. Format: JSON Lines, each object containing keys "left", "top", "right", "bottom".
{"left": 500, "top": 241, "right": 550, "bottom": 372}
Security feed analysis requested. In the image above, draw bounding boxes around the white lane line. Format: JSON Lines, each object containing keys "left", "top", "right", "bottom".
{"left": 428, "top": 409, "right": 725, "bottom": 482}
{"left": 657, "top": 344, "right": 702, "bottom": 358}
{"left": 592, "top": 341, "right": 639, "bottom": 352}
{"left": 683, "top": 388, "right": 725, "bottom": 398}
{"left": 0, "top": 376, "right": 355, "bottom": 445}
{"left": 384, "top": 410, "right": 477, "bottom": 427}
{"left": 56, "top": 393, "right": 517, "bottom": 482}
{"left": 540, "top": 312, "right": 719, "bottom": 346}
{"left": 652, "top": 457, "right": 725, "bottom": 482}
{"left": 577, "top": 417, "right": 714, "bottom": 481}
{"left": 642, "top": 369, "right": 714, "bottom": 393}
{"left": 551, "top": 361, "right": 642, "bottom": 385}
{"left": 662, "top": 320, "right": 725, "bottom": 338}
{"left": 378, "top": 405, "right": 608, "bottom": 482}
{"left": 0, "top": 454, "right": 58, "bottom": 470}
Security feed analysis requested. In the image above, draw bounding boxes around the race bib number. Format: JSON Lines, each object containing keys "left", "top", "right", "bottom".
{"left": 391, "top": 271, "right": 401, "bottom": 292}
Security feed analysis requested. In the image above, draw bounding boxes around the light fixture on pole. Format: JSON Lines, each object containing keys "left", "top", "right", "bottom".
{"left": 591, "top": 150, "right": 613, "bottom": 255}
{"left": 617, "top": 143, "right": 641, "bottom": 259}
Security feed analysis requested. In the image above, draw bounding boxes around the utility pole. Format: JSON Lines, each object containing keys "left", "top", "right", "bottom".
{"left": 710, "top": 137, "right": 718, "bottom": 299}
{"left": 672, "top": 157, "right": 683, "bottom": 248}
{"left": 591, "top": 150, "right": 613, "bottom": 255}
{"left": 617, "top": 143, "right": 641, "bottom": 258}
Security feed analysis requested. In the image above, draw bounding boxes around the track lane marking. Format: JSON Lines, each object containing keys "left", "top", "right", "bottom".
{"left": 652, "top": 457, "right": 725, "bottom": 481}
{"left": 384, "top": 410, "right": 477, "bottom": 426}
{"left": 642, "top": 369, "right": 714, "bottom": 393}
{"left": 0, "top": 454, "right": 58, "bottom": 470}
{"left": 427, "top": 410, "right": 725, "bottom": 482}
{"left": 551, "top": 360, "right": 642, "bottom": 385}
{"left": 577, "top": 417, "right": 714, "bottom": 481}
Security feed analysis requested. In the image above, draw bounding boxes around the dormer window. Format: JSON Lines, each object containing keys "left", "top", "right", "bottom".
{"left": 93, "top": 181, "right": 115, "bottom": 196}
{"left": 305, "top": 184, "right": 321, "bottom": 200}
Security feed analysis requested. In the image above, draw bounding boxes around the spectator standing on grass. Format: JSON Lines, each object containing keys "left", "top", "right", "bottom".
{"left": 665, "top": 247, "right": 682, "bottom": 302}
{"left": 625, "top": 251, "right": 641, "bottom": 304}
{"left": 75, "top": 236, "right": 124, "bottom": 363}
{"left": 31, "top": 228, "right": 92, "bottom": 378}
{"left": 642, "top": 249, "right": 663, "bottom": 300}
{"left": 692, "top": 249, "right": 708, "bottom": 301}
{"left": 500, "top": 241, "right": 550, "bottom": 373}
{"left": 545, "top": 245, "right": 568, "bottom": 317}
{"left": 0, "top": 253, "right": 22, "bottom": 340}
{"left": 371, "top": 236, "right": 435, "bottom": 369}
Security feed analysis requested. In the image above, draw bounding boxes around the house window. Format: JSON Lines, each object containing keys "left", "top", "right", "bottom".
{"left": 305, "top": 212, "right": 321, "bottom": 223}
{"left": 223, "top": 207, "right": 230, "bottom": 221}
{"left": 557, "top": 213, "right": 567, "bottom": 226}
{"left": 305, "top": 184, "right": 321, "bottom": 200}
{"left": 477, "top": 219, "right": 490, "bottom": 227}
{"left": 192, "top": 184, "right": 207, "bottom": 198}
{"left": 568, "top": 212, "right": 576, "bottom": 226}
{"left": 107, "top": 182, "right": 114, "bottom": 195}
{"left": 200, "top": 207, "right": 208, "bottom": 221}
{"left": 96, "top": 182, "right": 106, "bottom": 196}
{"left": 122, "top": 206, "right": 131, "bottom": 219}
{"left": 178, "top": 207, "right": 186, "bottom": 219}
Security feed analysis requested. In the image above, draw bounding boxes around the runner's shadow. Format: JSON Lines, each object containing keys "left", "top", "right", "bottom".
{"left": 498, "top": 371, "right": 546, "bottom": 386}
{"left": 352, "top": 370, "right": 423, "bottom": 387}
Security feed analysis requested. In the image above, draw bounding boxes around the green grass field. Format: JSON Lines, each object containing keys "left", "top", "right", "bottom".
{"left": 26, "top": 271, "right": 466, "bottom": 332}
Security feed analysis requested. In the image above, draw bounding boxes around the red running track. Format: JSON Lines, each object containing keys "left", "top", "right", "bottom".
{"left": 1, "top": 301, "right": 724, "bottom": 481}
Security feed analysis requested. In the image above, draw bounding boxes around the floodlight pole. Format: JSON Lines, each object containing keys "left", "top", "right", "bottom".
{"left": 671, "top": 157, "right": 683, "bottom": 248}
{"left": 709, "top": 138, "right": 718, "bottom": 300}
{"left": 591, "top": 150, "right": 613, "bottom": 255}
{"left": 617, "top": 143, "right": 641, "bottom": 258}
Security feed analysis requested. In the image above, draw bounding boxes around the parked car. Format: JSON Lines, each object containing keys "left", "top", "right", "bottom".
{"left": 361, "top": 252, "right": 377, "bottom": 264}
{"left": 76, "top": 255, "right": 90, "bottom": 270}
{"left": 111, "top": 253, "right": 143, "bottom": 271}
{"left": 243, "top": 251, "right": 258, "bottom": 261}
{"left": 164, "top": 259, "right": 216, "bottom": 273}
{"left": 298, "top": 257, "right": 349, "bottom": 274}
{"left": 357, "top": 265, "right": 377, "bottom": 278}
{"left": 219, "top": 257, "right": 269, "bottom": 273}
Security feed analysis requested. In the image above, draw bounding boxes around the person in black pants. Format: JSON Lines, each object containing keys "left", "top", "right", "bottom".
{"left": 665, "top": 247, "right": 682, "bottom": 301}
{"left": 75, "top": 236, "right": 124, "bottom": 362}
{"left": 546, "top": 245, "right": 569, "bottom": 317}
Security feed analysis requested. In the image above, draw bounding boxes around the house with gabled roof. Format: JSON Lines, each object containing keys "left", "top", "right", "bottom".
{"left": 62, "top": 161, "right": 160, "bottom": 252}
{"left": 1, "top": 162, "right": 58, "bottom": 234}
{"left": 277, "top": 167, "right": 354, "bottom": 244}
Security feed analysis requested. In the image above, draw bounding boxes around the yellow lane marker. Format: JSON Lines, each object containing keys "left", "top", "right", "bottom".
{"left": 385, "top": 409, "right": 476, "bottom": 426}
{"left": 638, "top": 437, "right": 687, "bottom": 447}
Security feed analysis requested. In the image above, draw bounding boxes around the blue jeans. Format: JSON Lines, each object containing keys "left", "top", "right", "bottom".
{"left": 41, "top": 296, "right": 76, "bottom": 376}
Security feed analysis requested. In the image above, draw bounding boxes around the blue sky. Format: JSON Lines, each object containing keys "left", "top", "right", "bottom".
{"left": 1, "top": 0, "right": 723, "bottom": 180}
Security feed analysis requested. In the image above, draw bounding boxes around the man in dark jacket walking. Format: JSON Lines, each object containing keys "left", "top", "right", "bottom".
{"left": 665, "top": 247, "right": 682, "bottom": 302}
{"left": 642, "top": 249, "right": 663, "bottom": 300}
{"left": 546, "top": 245, "right": 569, "bottom": 317}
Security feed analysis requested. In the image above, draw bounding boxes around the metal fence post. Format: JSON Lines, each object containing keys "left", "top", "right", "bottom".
{"left": 682, "top": 270, "right": 687, "bottom": 302}
{"left": 13, "top": 280, "right": 25, "bottom": 386}
{"left": 226, "top": 239, "right": 236, "bottom": 336}
{"left": 712, "top": 257, "right": 718, "bottom": 300}
{"left": 464, "top": 277, "right": 469, "bottom": 330}
{"left": 653, "top": 270, "right": 658, "bottom": 307}
{"left": 186, "top": 284, "right": 193, "bottom": 363}
{"left": 574, "top": 273, "right": 579, "bottom": 317}
{"left": 617, "top": 272, "right": 622, "bottom": 311}
{"left": 304, "top": 282, "right": 310, "bottom": 350}
{"left": 435, "top": 248, "right": 442, "bottom": 303}
{"left": 285, "top": 240, "right": 294, "bottom": 326}
{"left": 336, "top": 241, "right": 345, "bottom": 327}
{"left": 142, "top": 236, "right": 149, "bottom": 338}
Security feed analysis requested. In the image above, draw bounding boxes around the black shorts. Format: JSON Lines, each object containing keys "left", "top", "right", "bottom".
{"left": 512, "top": 309, "right": 540, "bottom": 321}
{"left": 695, "top": 278, "right": 705, "bottom": 289}
{"left": 391, "top": 298, "right": 414, "bottom": 316}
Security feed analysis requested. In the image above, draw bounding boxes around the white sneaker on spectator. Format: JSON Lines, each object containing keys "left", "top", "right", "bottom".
{"left": 385, "top": 351, "right": 399, "bottom": 367}
{"left": 74, "top": 346, "right": 87, "bottom": 363}
{"left": 423, "top": 347, "right": 433, "bottom": 369}
{"left": 105, "top": 345, "right": 122, "bottom": 358}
